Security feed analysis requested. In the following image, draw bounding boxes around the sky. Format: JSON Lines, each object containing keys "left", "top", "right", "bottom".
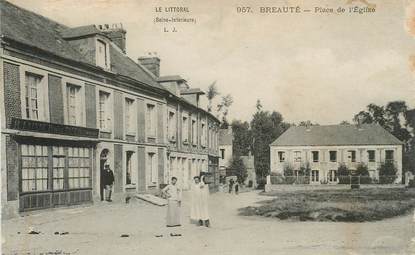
{"left": 8, "top": 0, "right": 415, "bottom": 125}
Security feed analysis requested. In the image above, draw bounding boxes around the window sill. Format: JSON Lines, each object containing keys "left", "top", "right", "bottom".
{"left": 100, "top": 130, "right": 112, "bottom": 134}
{"left": 126, "top": 132, "right": 136, "bottom": 137}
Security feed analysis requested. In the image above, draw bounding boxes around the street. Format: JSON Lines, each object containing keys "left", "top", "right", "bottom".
{"left": 2, "top": 191, "right": 415, "bottom": 255}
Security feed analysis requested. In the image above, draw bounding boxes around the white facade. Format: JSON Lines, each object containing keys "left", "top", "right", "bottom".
{"left": 219, "top": 144, "right": 233, "bottom": 170}
{"left": 270, "top": 145, "right": 403, "bottom": 184}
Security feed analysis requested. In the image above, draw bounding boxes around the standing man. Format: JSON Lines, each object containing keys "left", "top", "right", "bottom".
{"left": 102, "top": 163, "right": 115, "bottom": 202}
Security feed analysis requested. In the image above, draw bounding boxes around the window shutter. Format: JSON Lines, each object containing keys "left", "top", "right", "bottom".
{"left": 113, "top": 91, "right": 123, "bottom": 139}
{"left": 137, "top": 99, "right": 145, "bottom": 142}
{"left": 85, "top": 84, "right": 96, "bottom": 128}
{"left": 157, "top": 103, "right": 164, "bottom": 143}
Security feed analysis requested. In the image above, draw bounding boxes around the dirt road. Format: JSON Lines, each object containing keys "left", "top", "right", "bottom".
{"left": 2, "top": 191, "right": 414, "bottom": 255}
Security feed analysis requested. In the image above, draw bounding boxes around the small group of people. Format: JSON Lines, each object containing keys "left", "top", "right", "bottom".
{"left": 228, "top": 178, "right": 240, "bottom": 195}
{"left": 101, "top": 162, "right": 210, "bottom": 228}
{"left": 161, "top": 175, "right": 210, "bottom": 228}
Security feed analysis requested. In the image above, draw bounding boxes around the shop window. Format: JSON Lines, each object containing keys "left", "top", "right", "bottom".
{"left": 52, "top": 146, "right": 65, "bottom": 190}
{"left": 68, "top": 147, "right": 91, "bottom": 189}
{"left": 21, "top": 145, "right": 48, "bottom": 192}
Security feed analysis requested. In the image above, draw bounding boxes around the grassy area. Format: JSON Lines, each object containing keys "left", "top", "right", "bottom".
{"left": 239, "top": 188, "right": 415, "bottom": 222}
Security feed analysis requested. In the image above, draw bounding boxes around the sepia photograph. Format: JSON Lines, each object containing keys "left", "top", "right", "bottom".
{"left": 1, "top": 0, "right": 415, "bottom": 254}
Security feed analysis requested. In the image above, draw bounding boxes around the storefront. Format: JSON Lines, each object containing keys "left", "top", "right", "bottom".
{"left": 10, "top": 118, "right": 99, "bottom": 212}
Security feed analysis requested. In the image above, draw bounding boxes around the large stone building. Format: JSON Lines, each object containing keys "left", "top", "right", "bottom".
{"left": 0, "top": 0, "right": 220, "bottom": 218}
{"left": 270, "top": 124, "right": 403, "bottom": 184}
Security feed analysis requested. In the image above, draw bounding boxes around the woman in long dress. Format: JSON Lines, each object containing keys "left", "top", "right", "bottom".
{"left": 190, "top": 175, "right": 210, "bottom": 227}
{"left": 190, "top": 176, "right": 202, "bottom": 225}
{"left": 199, "top": 175, "right": 210, "bottom": 227}
{"left": 162, "top": 177, "right": 182, "bottom": 227}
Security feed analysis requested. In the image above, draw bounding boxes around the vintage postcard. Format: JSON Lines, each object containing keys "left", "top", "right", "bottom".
{"left": 1, "top": 0, "right": 415, "bottom": 254}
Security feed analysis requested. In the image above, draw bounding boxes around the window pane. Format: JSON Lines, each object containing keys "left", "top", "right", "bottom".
{"left": 22, "top": 145, "right": 28, "bottom": 155}
{"left": 28, "top": 169, "right": 35, "bottom": 179}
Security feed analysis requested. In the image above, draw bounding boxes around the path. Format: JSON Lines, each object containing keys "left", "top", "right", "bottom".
{"left": 2, "top": 191, "right": 414, "bottom": 255}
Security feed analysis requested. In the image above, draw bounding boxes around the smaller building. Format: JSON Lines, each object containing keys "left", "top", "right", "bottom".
{"left": 270, "top": 124, "right": 404, "bottom": 184}
{"left": 219, "top": 128, "right": 233, "bottom": 179}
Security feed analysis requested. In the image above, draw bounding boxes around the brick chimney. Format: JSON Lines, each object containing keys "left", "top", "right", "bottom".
{"left": 97, "top": 23, "right": 127, "bottom": 53}
{"left": 138, "top": 55, "right": 160, "bottom": 77}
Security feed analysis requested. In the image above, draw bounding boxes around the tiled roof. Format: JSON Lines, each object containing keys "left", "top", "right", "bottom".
{"left": 270, "top": 124, "right": 403, "bottom": 146}
{"left": 219, "top": 129, "right": 233, "bottom": 145}
{"left": 0, "top": 0, "right": 162, "bottom": 90}
{"left": 0, "top": 0, "right": 88, "bottom": 63}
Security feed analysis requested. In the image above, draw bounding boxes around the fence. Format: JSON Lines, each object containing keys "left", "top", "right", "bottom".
{"left": 269, "top": 175, "right": 398, "bottom": 185}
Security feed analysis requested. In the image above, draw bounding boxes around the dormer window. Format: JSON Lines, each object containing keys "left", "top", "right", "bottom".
{"left": 96, "top": 39, "right": 109, "bottom": 69}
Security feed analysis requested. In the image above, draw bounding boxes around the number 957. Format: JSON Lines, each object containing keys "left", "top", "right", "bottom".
{"left": 236, "top": 7, "right": 252, "bottom": 13}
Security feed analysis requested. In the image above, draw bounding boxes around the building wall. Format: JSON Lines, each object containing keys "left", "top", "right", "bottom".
{"left": 219, "top": 144, "right": 232, "bottom": 169}
{"left": 270, "top": 145, "right": 403, "bottom": 183}
{"left": 1, "top": 43, "right": 220, "bottom": 215}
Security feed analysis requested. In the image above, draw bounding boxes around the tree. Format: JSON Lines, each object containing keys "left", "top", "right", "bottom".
{"left": 251, "top": 100, "right": 290, "bottom": 180}
{"left": 229, "top": 156, "right": 247, "bottom": 184}
{"left": 354, "top": 101, "right": 412, "bottom": 143}
{"left": 385, "top": 101, "right": 411, "bottom": 142}
{"left": 367, "top": 104, "right": 387, "bottom": 127}
{"left": 231, "top": 120, "right": 252, "bottom": 157}
{"left": 217, "top": 94, "right": 233, "bottom": 126}
{"left": 353, "top": 111, "right": 373, "bottom": 124}
{"left": 206, "top": 81, "right": 219, "bottom": 113}
{"left": 256, "top": 99, "right": 262, "bottom": 112}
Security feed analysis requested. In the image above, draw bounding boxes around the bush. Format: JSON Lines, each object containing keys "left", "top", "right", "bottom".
{"left": 337, "top": 164, "right": 350, "bottom": 184}
{"left": 356, "top": 163, "right": 371, "bottom": 184}
{"left": 298, "top": 162, "right": 311, "bottom": 176}
{"left": 283, "top": 164, "right": 294, "bottom": 177}
{"left": 378, "top": 162, "right": 397, "bottom": 184}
